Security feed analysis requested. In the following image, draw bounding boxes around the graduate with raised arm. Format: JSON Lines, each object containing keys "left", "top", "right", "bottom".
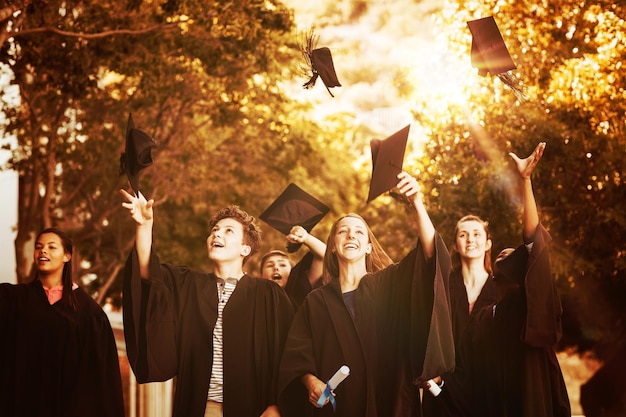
{"left": 260, "top": 225, "right": 327, "bottom": 310}
{"left": 489, "top": 142, "right": 570, "bottom": 416}
{"left": 259, "top": 183, "right": 330, "bottom": 310}
{"left": 120, "top": 189, "right": 294, "bottom": 417}
{"left": 450, "top": 142, "right": 571, "bottom": 417}
{"left": 278, "top": 171, "right": 454, "bottom": 417}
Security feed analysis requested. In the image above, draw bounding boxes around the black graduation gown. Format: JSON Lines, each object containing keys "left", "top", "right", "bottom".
{"left": 123, "top": 249, "right": 295, "bottom": 417}
{"left": 0, "top": 280, "right": 125, "bottom": 417}
{"left": 461, "top": 224, "right": 571, "bottom": 417}
{"left": 421, "top": 269, "right": 498, "bottom": 417}
{"left": 278, "top": 234, "right": 454, "bottom": 417}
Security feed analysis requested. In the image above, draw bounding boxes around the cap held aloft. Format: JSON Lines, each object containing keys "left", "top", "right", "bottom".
{"left": 367, "top": 124, "right": 411, "bottom": 203}
{"left": 119, "top": 113, "right": 157, "bottom": 197}
{"left": 259, "top": 183, "right": 330, "bottom": 253}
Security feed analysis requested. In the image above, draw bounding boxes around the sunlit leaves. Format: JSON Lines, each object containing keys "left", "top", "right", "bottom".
{"left": 1, "top": 0, "right": 345, "bottom": 303}
{"left": 430, "top": 0, "right": 626, "bottom": 356}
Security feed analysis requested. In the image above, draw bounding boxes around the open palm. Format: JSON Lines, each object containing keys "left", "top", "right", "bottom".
{"left": 509, "top": 142, "right": 546, "bottom": 179}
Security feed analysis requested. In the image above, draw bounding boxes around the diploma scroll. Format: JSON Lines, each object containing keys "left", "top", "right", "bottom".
{"left": 317, "top": 365, "right": 350, "bottom": 410}
{"left": 327, "top": 365, "right": 350, "bottom": 390}
{"left": 427, "top": 378, "right": 441, "bottom": 396}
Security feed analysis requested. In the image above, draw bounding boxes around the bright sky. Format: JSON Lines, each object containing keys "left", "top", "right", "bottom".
{"left": 0, "top": 66, "right": 18, "bottom": 283}
{"left": 280, "top": 0, "right": 475, "bottom": 147}
{"left": 0, "top": 152, "right": 17, "bottom": 284}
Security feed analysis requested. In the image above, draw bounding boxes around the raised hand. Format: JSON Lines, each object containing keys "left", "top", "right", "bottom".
{"left": 120, "top": 189, "right": 154, "bottom": 226}
{"left": 396, "top": 171, "right": 423, "bottom": 206}
{"left": 287, "top": 225, "right": 309, "bottom": 244}
{"left": 509, "top": 142, "right": 546, "bottom": 180}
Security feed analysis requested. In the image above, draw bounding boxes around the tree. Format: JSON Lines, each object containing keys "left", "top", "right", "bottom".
{"left": 411, "top": 0, "right": 626, "bottom": 358}
{"left": 0, "top": 0, "right": 359, "bottom": 304}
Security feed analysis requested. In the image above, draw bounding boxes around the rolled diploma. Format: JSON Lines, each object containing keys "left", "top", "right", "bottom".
{"left": 327, "top": 365, "right": 350, "bottom": 390}
{"left": 427, "top": 379, "right": 442, "bottom": 396}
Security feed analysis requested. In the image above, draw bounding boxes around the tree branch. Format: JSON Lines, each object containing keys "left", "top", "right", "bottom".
{"left": 13, "top": 22, "right": 178, "bottom": 39}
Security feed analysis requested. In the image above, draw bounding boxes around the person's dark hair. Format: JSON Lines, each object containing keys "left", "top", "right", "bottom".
{"left": 450, "top": 215, "right": 493, "bottom": 275}
{"left": 208, "top": 205, "right": 262, "bottom": 265}
{"left": 260, "top": 250, "right": 292, "bottom": 273}
{"left": 35, "top": 228, "right": 76, "bottom": 310}
{"left": 322, "top": 213, "right": 393, "bottom": 285}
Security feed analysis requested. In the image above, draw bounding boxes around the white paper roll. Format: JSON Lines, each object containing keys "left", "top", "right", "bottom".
{"left": 427, "top": 379, "right": 442, "bottom": 397}
{"left": 327, "top": 365, "right": 350, "bottom": 390}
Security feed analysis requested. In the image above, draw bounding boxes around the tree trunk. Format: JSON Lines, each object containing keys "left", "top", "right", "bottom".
{"left": 15, "top": 175, "right": 37, "bottom": 284}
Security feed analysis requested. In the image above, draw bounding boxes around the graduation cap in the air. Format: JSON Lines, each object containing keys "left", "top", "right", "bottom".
{"left": 367, "top": 124, "right": 410, "bottom": 203}
{"left": 467, "top": 16, "right": 515, "bottom": 77}
{"left": 301, "top": 30, "right": 341, "bottom": 97}
{"left": 467, "top": 16, "right": 526, "bottom": 101}
{"left": 119, "top": 113, "right": 157, "bottom": 196}
{"left": 259, "top": 183, "right": 330, "bottom": 253}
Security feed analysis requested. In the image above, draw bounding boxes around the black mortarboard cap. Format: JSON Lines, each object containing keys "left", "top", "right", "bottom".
{"left": 301, "top": 28, "right": 341, "bottom": 98}
{"left": 367, "top": 124, "right": 410, "bottom": 203}
{"left": 119, "top": 113, "right": 156, "bottom": 196}
{"left": 303, "top": 47, "right": 342, "bottom": 97}
{"left": 259, "top": 183, "right": 330, "bottom": 253}
{"left": 467, "top": 16, "right": 516, "bottom": 77}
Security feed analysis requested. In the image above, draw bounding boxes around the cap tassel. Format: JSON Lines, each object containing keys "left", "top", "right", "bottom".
{"left": 323, "top": 80, "right": 336, "bottom": 98}
{"left": 303, "top": 73, "right": 319, "bottom": 90}
{"left": 300, "top": 28, "right": 320, "bottom": 90}
{"left": 497, "top": 71, "right": 528, "bottom": 102}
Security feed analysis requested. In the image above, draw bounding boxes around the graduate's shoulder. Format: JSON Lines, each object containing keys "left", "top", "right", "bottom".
{"left": 241, "top": 274, "right": 294, "bottom": 303}
{"left": 0, "top": 282, "right": 31, "bottom": 296}
{"left": 298, "top": 282, "right": 338, "bottom": 308}
{"left": 154, "top": 263, "right": 217, "bottom": 290}
{"left": 241, "top": 274, "right": 285, "bottom": 292}
{"left": 73, "top": 286, "right": 111, "bottom": 316}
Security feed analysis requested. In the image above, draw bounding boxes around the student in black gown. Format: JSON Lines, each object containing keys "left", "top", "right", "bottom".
{"left": 120, "top": 190, "right": 294, "bottom": 417}
{"left": 0, "top": 228, "right": 125, "bottom": 417}
{"left": 421, "top": 214, "right": 497, "bottom": 416}
{"left": 424, "top": 142, "right": 571, "bottom": 417}
{"left": 278, "top": 171, "right": 454, "bottom": 417}
{"left": 260, "top": 225, "right": 326, "bottom": 310}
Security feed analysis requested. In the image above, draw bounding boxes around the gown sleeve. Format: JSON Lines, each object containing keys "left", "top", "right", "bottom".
{"left": 493, "top": 224, "right": 562, "bottom": 347}
{"left": 284, "top": 252, "right": 318, "bottom": 310}
{"left": 70, "top": 290, "right": 126, "bottom": 416}
{"left": 255, "top": 281, "right": 296, "bottom": 408}
{"left": 369, "top": 232, "right": 454, "bottom": 383}
{"left": 123, "top": 248, "right": 179, "bottom": 382}
{"left": 416, "top": 232, "right": 454, "bottom": 381}
{"left": 277, "top": 296, "right": 317, "bottom": 416}
{"left": 0, "top": 284, "right": 9, "bottom": 318}
{"left": 522, "top": 224, "right": 563, "bottom": 347}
